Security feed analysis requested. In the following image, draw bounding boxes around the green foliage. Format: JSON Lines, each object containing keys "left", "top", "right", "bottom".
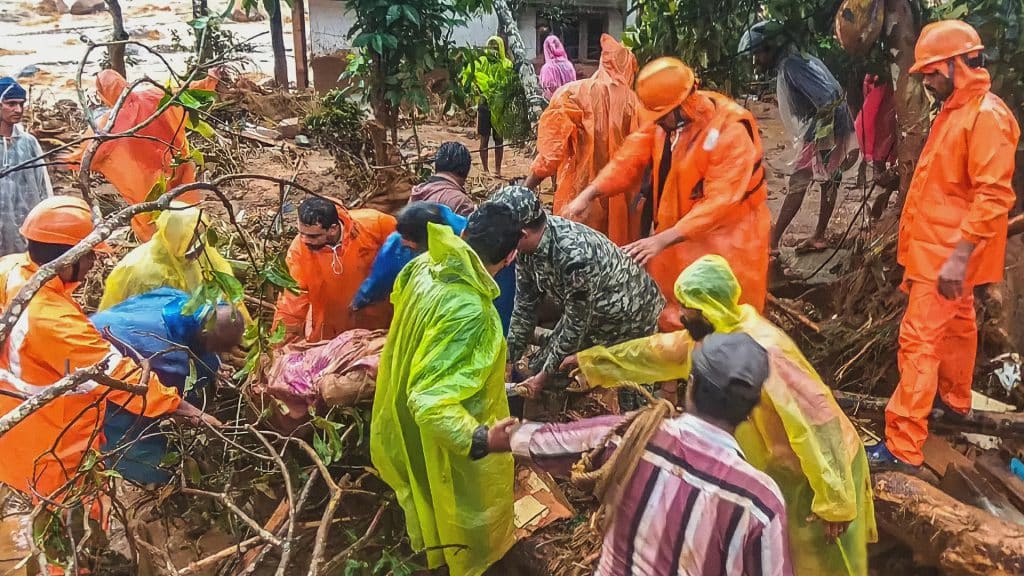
{"left": 929, "top": 0, "right": 1024, "bottom": 114}
{"left": 303, "top": 89, "right": 370, "bottom": 157}
{"left": 623, "top": 0, "right": 849, "bottom": 93}
{"left": 171, "top": 14, "right": 255, "bottom": 67}
{"left": 342, "top": 549, "right": 421, "bottom": 575}
{"left": 341, "top": 0, "right": 489, "bottom": 138}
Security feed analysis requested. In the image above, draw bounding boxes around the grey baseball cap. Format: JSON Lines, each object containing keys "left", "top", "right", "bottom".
{"left": 691, "top": 332, "right": 770, "bottom": 398}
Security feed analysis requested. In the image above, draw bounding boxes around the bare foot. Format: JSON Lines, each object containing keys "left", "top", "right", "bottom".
{"left": 793, "top": 238, "right": 829, "bottom": 255}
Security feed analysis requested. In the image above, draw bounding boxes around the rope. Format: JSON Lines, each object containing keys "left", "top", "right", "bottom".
{"left": 570, "top": 381, "right": 677, "bottom": 529}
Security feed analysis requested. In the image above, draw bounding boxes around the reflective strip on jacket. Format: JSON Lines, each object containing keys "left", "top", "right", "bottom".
{"left": 898, "top": 62, "right": 1019, "bottom": 286}
{"left": 0, "top": 253, "right": 180, "bottom": 499}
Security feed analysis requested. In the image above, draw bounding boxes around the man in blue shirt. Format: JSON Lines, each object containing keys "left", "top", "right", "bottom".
{"left": 92, "top": 288, "right": 244, "bottom": 484}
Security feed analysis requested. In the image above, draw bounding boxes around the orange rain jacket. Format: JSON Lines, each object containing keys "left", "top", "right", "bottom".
{"left": 0, "top": 254, "right": 181, "bottom": 499}
{"left": 897, "top": 61, "right": 1019, "bottom": 286}
{"left": 69, "top": 70, "right": 219, "bottom": 241}
{"left": 274, "top": 206, "right": 396, "bottom": 343}
{"left": 530, "top": 35, "right": 641, "bottom": 245}
{"left": 592, "top": 91, "right": 770, "bottom": 330}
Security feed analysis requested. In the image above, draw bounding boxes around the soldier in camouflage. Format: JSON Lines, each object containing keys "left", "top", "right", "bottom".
{"left": 490, "top": 186, "right": 665, "bottom": 397}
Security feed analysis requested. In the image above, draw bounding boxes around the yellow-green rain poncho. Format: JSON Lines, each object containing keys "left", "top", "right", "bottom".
{"left": 99, "top": 205, "right": 240, "bottom": 311}
{"left": 577, "top": 254, "right": 877, "bottom": 576}
{"left": 370, "top": 224, "right": 514, "bottom": 576}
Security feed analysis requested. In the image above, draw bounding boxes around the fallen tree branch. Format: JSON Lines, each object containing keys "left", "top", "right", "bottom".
{"left": 833, "top": 390, "right": 1024, "bottom": 439}
{"left": 873, "top": 471, "right": 1024, "bottom": 575}
{"left": 178, "top": 536, "right": 263, "bottom": 576}
{"left": 180, "top": 487, "right": 283, "bottom": 547}
{"left": 767, "top": 294, "right": 821, "bottom": 334}
{"left": 0, "top": 355, "right": 114, "bottom": 436}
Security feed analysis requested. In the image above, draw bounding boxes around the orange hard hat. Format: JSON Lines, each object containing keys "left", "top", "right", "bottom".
{"left": 20, "top": 196, "right": 112, "bottom": 253}
{"left": 636, "top": 57, "right": 697, "bottom": 126}
{"left": 909, "top": 20, "right": 984, "bottom": 74}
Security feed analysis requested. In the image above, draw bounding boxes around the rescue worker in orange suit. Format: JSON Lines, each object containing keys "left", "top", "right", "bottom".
{"left": 0, "top": 196, "right": 216, "bottom": 501}
{"left": 867, "top": 21, "right": 1020, "bottom": 469}
{"left": 524, "top": 34, "right": 642, "bottom": 246}
{"left": 66, "top": 69, "right": 220, "bottom": 242}
{"left": 274, "top": 196, "right": 396, "bottom": 344}
{"left": 564, "top": 57, "right": 770, "bottom": 331}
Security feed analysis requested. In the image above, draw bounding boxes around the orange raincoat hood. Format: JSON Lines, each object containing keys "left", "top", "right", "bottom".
{"left": 531, "top": 34, "right": 642, "bottom": 244}
{"left": 593, "top": 34, "right": 637, "bottom": 86}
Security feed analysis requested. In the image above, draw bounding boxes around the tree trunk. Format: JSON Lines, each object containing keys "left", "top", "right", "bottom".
{"left": 192, "top": 0, "right": 208, "bottom": 18}
{"left": 873, "top": 471, "right": 1024, "bottom": 575}
{"left": 883, "top": 0, "right": 929, "bottom": 210}
{"left": 291, "top": 0, "right": 308, "bottom": 89}
{"left": 491, "top": 0, "right": 544, "bottom": 125}
{"left": 104, "top": 0, "right": 128, "bottom": 77}
{"left": 268, "top": 0, "right": 289, "bottom": 88}
{"left": 832, "top": 390, "right": 1024, "bottom": 439}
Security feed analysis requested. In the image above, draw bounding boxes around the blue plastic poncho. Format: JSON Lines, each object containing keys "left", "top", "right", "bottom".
{"left": 353, "top": 204, "right": 517, "bottom": 334}
{"left": 370, "top": 224, "right": 515, "bottom": 576}
{"left": 92, "top": 288, "right": 220, "bottom": 484}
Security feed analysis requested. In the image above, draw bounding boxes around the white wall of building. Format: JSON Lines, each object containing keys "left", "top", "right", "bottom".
{"left": 308, "top": 0, "right": 500, "bottom": 57}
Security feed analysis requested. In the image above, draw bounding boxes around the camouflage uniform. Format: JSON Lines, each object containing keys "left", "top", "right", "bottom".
{"left": 491, "top": 186, "right": 665, "bottom": 377}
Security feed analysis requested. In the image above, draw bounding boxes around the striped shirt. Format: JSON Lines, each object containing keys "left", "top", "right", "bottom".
{"left": 510, "top": 413, "right": 793, "bottom": 576}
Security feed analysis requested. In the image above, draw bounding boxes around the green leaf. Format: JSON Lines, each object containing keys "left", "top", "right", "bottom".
{"left": 211, "top": 270, "right": 245, "bottom": 303}
{"left": 343, "top": 559, "right": 369, "bottom": 576}
{"left": 185, "top": 360, "right": 198, "bottom": 393}
{"left": 190, "top": 148, "right": 205, "bottom": 167}
{"left": 144, "top": 175, "right": 168, "bottom": 203}
{"left": 381, "top": 34, "right": 398, "bottom": 50}
{"left": 99, "top": 469, "right": 123, "bottom": 479}
{"left": 159, "top": 451, "right": 181, "bottom": 467}
{"left": 401, "top": 5, "right": 420, "bottom": 25}
{"left": 352, "top": 32, "right": 373, "bottom": 48}
{"left": 267, "top": 322, "right": 287, "bottom": 345}
{"left": 371, "top": 34, "right": 384, "bottom": 55}
{"left": 386, "top": 4, "right": 401, "bottom": 25}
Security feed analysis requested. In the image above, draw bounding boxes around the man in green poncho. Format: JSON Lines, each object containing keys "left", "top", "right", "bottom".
{"left": 563, "top": 254, "right": 877, "bottom": 576}
{"left": 370, "top": 201, "right": 522, "bottom": 576}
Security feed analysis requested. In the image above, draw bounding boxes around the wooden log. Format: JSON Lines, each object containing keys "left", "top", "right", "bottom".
{"left": 833, "top": 391, "right": 1024, "bottom": 439}
{"left": 975, "top": 452, "right": 1024, "bottom": 514}
{"left": 873, "top": 471, "right": 1024, "bottom": 575}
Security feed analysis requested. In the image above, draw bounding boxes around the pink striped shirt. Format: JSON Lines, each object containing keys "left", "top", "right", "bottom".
{"left": 511, "top": 413, "right": 793, "bottom": 576}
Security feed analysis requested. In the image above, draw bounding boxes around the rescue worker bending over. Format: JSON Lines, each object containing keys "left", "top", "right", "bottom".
{"left": 565, "top": 58, "right": 770, "bottom": 330}
{"left": 491, "top": 186, "right": 664, "bottom": 398}
{"left": 0, "top": 197, "right": 215, "bottom": 502}
{"left": 274, "top": 196, "right": 395, "bottom": 344}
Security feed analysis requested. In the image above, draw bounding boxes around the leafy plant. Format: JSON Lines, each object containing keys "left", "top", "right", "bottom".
{"left": 303, "top": 89, "right": 370, "bottom": 158}
{"left": 341, "top": 0, "right": 489, "bottom": 144}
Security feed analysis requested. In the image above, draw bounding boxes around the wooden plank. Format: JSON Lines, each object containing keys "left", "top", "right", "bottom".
{"left": 291, "top": 0, "right": 308, "bottom": 89}
{"left": 976, "top": 452, "right": 1024, "bottom": 515}
{"left": 921, "top": 435, "right": 974, "bottom": 478}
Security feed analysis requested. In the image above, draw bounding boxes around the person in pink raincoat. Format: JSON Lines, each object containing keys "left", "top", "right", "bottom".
{"left": 540, "top": 35, "right": 577, "bottom": 100}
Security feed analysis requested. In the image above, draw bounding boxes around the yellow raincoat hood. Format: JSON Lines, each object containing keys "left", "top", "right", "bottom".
{"left": 370, "top": 224, "right": 514, "bottom": 576}
{"left": 100, "top": 206, "right": 241, "bottom": 311}
{"left": 579, "top": 255, "right": 877, "bottom": 575}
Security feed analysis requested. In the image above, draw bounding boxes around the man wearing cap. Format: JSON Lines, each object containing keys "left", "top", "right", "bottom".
{"left": 867, "top": 20, "right": 1019, "bottom": 470}
{"left": 0, "top": 197, "right": 216, "bottom": 502}
{"left": 484, "top": 332, "right": 794, "bottom": 576}
{"left": 0, "top": 76, "right": 52, "bottom": 256}
{"left": 490, "top": 186, "right": 664, "bottom": 399}
{"left": 563, "top": 57, "right": 770, "bottom": 331}
{"left": 561, "top": 255, "right": 876, "bottom": 575}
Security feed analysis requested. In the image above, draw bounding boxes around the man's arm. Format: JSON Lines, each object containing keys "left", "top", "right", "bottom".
{"left": 532, "top": 265, "right": 594, "bottom": 376}
{"left": 939, "top": 109, "right": 1018, "bottom": 300}
{"left": 587, "top": 128, "right": 656, "bottom": 200}
{"left": 406, "top": 303, "right": 505, "bottom": 456}
{"left": 504, "top": 415, "right": 625, "bottom": 477}
{"left": 506, "top": 260, "right": 541, "bottom": 366}
{"left": 575, "top": 331, "right": 694, "bottom": 389}
{"left": 33, "top": 310, "right": 181, "bottom": 418}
